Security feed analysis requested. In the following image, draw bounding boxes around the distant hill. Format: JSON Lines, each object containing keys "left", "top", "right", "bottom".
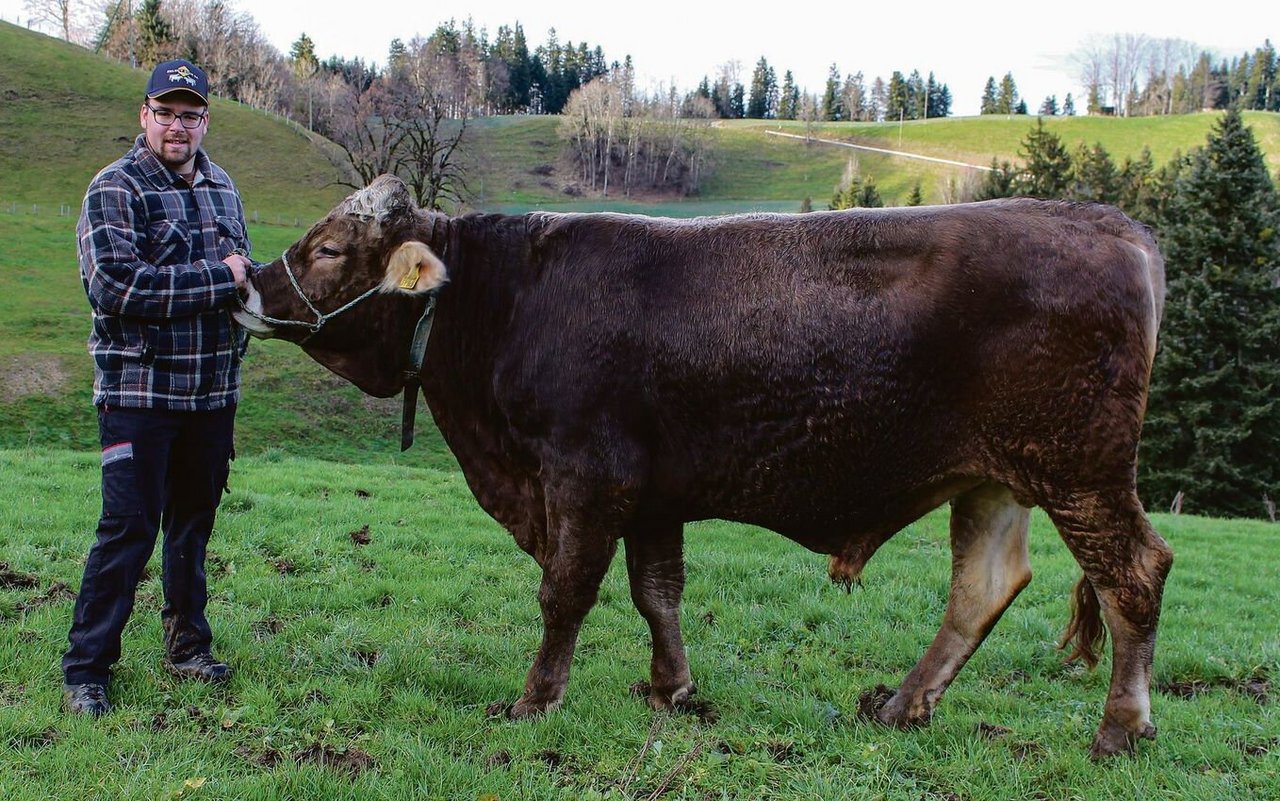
{"left": 3, "top": 20, "right": 1279, "bottom": 467}
{"left": 5, "top": 20, "right": 1278, "bottom": 219}
{"left": 0, "top": 21, "right": 350, "bottom": 218}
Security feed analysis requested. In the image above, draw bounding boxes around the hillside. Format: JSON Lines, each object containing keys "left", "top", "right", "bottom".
{"left": 3, "top": 20, "right": 1280, "bottom": 467}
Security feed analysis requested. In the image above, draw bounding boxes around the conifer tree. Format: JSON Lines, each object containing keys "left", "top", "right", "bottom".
{"left": 1069, "top": 142, "right": 1119, "bottom": 203}
{"left": 997, "top": 72, "right": 1020, "bottom": 114}
{"left": 1015, "top": 118, "right": 1072, "bottom": 198}
{"left": 906, "top": 183, "right": 924, "bottom": 206}
{"left": 1141, "top": 109, "right": 1280, "bottom": 517}
{"left": 822, "top": 63, "right": 842, "bottom": 121}
{"left": 778, "top": 70, "right": 799, "bottom": 120}
{"left": 747, "top": 57, "right": 773, "bottom": 119}
{"left": 975, "top": 158, "right": 1018, "bottom": 199}
{"left": 1116, "top": 146, "right": 1158, "bottom": 221}
{"left": 135, "top": 0, "right": 172, "bottom": 67}
{"left": 980, "top": 77, "right": 998, "bottom": 114}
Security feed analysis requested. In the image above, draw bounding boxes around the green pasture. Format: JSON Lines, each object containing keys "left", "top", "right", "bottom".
{"left": 1, "top": 450, "right": 1277, "bottom": 800}
{"left": 2, "top": 19, "right": 1279, "bottom": 800}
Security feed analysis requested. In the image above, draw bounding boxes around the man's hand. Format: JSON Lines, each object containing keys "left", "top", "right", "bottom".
{"left": 223, "top": 253, "right": 251, "bottom": 289}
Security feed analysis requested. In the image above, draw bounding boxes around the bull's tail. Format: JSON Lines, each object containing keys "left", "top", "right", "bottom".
{"left": 1058, "top": 574, "right": 1106, "bottom": 669}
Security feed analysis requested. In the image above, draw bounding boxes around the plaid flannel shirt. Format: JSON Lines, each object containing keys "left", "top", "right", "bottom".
{"left": 78, "top": 134, "right": 251, "bottom": 410}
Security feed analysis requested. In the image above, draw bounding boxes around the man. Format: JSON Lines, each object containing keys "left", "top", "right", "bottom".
{"left": 64, "top": 59, "right": 254, "bottom": 717}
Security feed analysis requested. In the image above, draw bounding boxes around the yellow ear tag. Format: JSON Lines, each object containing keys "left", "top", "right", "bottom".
{"left": 398, "top": 264, "right": 420, "bottom": 289}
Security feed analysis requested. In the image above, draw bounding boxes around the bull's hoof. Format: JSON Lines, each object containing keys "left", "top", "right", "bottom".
{"left": 856, "top": 684, "right": 897, "bottom": 722}
{"left": 650, "top": 682, "right": 696, "bottom": 711}
{"left": 1089, "top": 718, "right": 1157, "bottom": 760}
{"left": 858, "top": 684, "right": 932, "bottom": 729}
{"left": 503, "top": 696, "right": 560, "bottom": 720}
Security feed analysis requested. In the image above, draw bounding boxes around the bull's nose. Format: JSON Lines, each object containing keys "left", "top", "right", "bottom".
{"left": 232, "top": 283, "right": 275, "bottom": 338}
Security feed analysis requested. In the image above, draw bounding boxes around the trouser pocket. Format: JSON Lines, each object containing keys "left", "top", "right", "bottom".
{"left": 100, "top": 440, "right": 141, "bottom": 518}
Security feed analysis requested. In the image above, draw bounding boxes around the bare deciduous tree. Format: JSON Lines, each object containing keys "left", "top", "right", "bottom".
{"left": 388, "top": 34, "right": 473, "bottom": 210}
{"left": 561, "top": 71, "right": 714, "bottom": 198}
{"left": 328, "top": 77, "right": 404, "bottom": 189}
{"left": 23, "top": 0, "right": 93, "bottom": 44}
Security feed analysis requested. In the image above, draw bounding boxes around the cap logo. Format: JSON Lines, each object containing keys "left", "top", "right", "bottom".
{"left": 168, "top": 65, "right": 198, "bottom": 86}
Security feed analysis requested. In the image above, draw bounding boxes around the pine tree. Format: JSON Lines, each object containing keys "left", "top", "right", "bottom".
{"left": 135, "top": 0, "right": 172, "bottom": 67}
{"left": 1015, "top": 118, "right": 1072, "bottom": 198}
{"left": 1038, "top": 95, "right": 1059, "bottom": 116}
{"left": 729, "top": 83, "right": 746, "bottom": 119}
{"left": 1116, "top": 146, "right": 1158, "bottom": 222}
{"left": 778, "top": 70, "right": 799, "bottom": 120}
{"left": 906, "top": 183, "right": 924, "bottom": 206}
{"left": 975, "top": 158, "right": 1018, "bottom": 199}
{"left": 747, "top": 56, "right": 772, "bottom": 119}
{"left": 1140, "top": 109, "right": 1280, "bottom": 517}
{"left": 885, "top": 71, "right": 908, "bottom": 120}
{"left": 997, "top": 72, "right": 1019, "bottom": 114}
{"left": 1069, "top": 142, "right": 1119, "bottom": 203}
{"left": 980, "top": 77, "right": 998, "bottom": 114}
{"left": 822, "top": 63, "right": 842, "bottom": 121}
{"left": 1063, "top": 93, "right": 1076, "bottom": 116}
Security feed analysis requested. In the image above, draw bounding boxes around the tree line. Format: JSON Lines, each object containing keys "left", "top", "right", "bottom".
{"left": 973, "top": 111, "right": 1280, "bottom": 519}
{"left": 24, "top": 1, "right": 1280, "bottom": 124}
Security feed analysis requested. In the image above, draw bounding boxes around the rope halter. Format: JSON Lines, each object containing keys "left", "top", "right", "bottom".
{"left": 235, "top": 249, "right": 384, "bottom": 337}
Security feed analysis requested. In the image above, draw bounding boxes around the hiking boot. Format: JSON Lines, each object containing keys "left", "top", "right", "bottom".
{"left": 164, "top": 652, "right": 231, "bottom": 683}
{"left": 63, "top": 683, "right": 111, "bottom": 717}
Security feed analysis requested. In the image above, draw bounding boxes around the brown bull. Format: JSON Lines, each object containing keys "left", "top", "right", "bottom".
{"left": 236, "top": 175, "right": 1171, "bottom": 758}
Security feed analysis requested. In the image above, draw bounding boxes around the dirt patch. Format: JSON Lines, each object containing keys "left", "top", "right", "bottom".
{"left": 1234, "top": 736, "right": 1278, "bottom": 757}
{"left": 236, "top": 745, "right": 286, "bottom": 769}
{"left": 253, "top": 616, "right": 285, "bottom": 639}
{"left": 0, "top": 563, "right": 39, "bottom": 589}
{"left": 1158, "top": 674, "right": 1270, "bottom": 704}
{"left": 293, "top": 743, "right": 376, "bottom": 776}
{"left": 628, "top": 681, "right": 719, "bottom": 723}
{"left": 9, "top": 727, "right": 61, "bottom": 749}
{"left": 18, "top": 581, "right": 76, "bottom": 611}
{"left": 349, "top": 524, "right": 371, "bottom": 545}
{"left": 1011, "top": 740, "right": 1045, "bottom": 761}
{"left": 351, "top": 649, "right": 379, "bottom": 667}
{"left": 977, "top": 722, "right": 1012, "bottom": 739}
{"left": 765, "top": 741, "right": 802, "bottom": 762}
{"left": 856, "top": 684, "right": 896, "bottom": 721}
{"left": 0, "top": 353, "right": 69, "bottom": 402}
{"left": 485, "top": 749, "right": 512, "bottom": 769}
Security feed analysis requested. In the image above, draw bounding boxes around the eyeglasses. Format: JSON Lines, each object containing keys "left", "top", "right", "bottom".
{"left": 146, "top": 105, "right": 207, "bottom": 129}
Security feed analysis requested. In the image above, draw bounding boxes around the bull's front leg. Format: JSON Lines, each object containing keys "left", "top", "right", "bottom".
{"left": 506, "top": 484, "right": 620, "bottom": 719}
{"left": 624, "top": 521, "right": 694, "bottom": 709}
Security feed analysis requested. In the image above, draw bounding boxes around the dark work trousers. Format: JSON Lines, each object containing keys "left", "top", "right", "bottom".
{"left": 63, "top": 404, "right": 236, "bottom": 686}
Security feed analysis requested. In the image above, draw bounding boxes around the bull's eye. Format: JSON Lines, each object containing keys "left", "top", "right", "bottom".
{"left": 317, "top": 245, "right": 342, "bottom": 259}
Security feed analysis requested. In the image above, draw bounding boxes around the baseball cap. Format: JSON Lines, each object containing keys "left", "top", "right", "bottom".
{"left": 145, "top": 59, "right": 209, "bottom": 105}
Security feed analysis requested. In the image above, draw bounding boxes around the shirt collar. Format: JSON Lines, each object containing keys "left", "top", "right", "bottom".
{"left": 130, "top": 133, "right": 222, "bottom": 190}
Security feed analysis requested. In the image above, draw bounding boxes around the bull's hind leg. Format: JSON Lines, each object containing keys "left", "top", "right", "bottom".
{"left": 875, "top": 483, "right": 1032, "bottom": 728}
{"left": 1044, "top": 487, "right": 1173, "bottom": 758}
{"left": 624, "top": 521, "right": 694, "bottom": 709}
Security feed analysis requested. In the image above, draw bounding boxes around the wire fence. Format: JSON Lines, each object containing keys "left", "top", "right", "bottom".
{"left": 0, "top": 201, "right": 311, "bottom": 228}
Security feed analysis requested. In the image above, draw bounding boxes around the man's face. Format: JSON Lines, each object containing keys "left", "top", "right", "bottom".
{"left": 139, "top": 95, "right": 208, "bottom": 173}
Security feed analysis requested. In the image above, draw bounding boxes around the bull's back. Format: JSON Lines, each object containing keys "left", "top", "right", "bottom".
{"left": 507, "top": 201, "right": 1163, "bottom": 540}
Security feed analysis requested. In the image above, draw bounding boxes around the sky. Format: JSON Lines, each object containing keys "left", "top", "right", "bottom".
{"left": 1, "top": 1, "right": 1265, "bottom": 116}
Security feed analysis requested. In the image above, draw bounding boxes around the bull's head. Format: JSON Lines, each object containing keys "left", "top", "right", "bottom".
{"left": 234, "top": 174, "right": 448, "bottom": 396}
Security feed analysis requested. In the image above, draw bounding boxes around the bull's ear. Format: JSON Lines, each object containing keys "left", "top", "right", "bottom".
{"left": 381, "top": 240, "right": 447, "bottom": 294}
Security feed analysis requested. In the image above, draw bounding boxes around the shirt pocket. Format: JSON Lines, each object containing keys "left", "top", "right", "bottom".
{"left": 144, "top": 218, "right": 191, "bottom": 265}
{"left": 216, "top": 215, "right": 246, "bottom": 257}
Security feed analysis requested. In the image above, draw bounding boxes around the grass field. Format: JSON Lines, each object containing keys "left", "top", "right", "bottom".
{"left": 3, "top": 19, "right": 1279, "bottom": 800}
{"left": 1, "top": 450, "right": 1277, "bottom": 800}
